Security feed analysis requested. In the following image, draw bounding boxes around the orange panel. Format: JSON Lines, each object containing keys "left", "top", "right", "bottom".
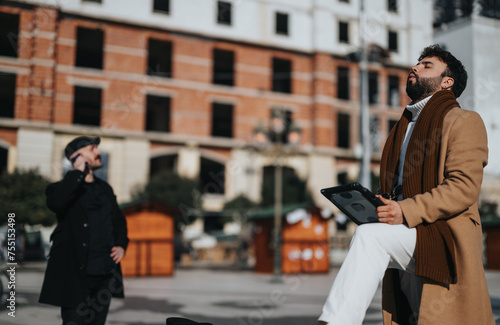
{"left": 126, "top": 211, "right": 174, "bottom": 240}
{"left": 253, "top": 214, "right": 331, "bottom": 274}
{"left": 138, "top": 242, "right": 148, "bottom": 275}
{"left": 120, "top": 242, "right": 138, "bottom": 276}
{"left": 121, "top": 241, "right": 147, "bottom": 276}
{"left": 301, "top": 242, "right": 330, "bottom": 273}
{"left": 280, "top": 242, "right": 330, "bottom": 274}
{"left": 122, "top": 207, "right": 175, "bottom": 276}
{"left": 254, "top": 217, "right": 331, "bottom": 274}
{"left": 282, "top": 214, "right": 328, "bottom": 242}
{"left": 281, "top": 242, "right": 302, "bottom": 274}
{"left": 121, "top": 240, "right": 174, "bottom": 276}
{"left": 149, "top": 242, "right": 174, "bottom": 276}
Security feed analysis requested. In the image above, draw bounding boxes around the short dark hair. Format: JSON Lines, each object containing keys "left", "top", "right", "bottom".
{"left": 418, "top": 44, "right": 468, "bottom": 98}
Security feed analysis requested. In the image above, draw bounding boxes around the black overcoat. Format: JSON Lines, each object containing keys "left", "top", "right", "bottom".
{"left": 39, "top": 170, "right": 129, "bottom": 308}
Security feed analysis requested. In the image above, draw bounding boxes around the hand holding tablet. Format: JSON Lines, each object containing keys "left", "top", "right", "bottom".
{"left": 320, "top": 182, "right": 384, "bottom": 225}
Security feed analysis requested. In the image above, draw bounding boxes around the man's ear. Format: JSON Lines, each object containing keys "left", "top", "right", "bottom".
{"left": 441, "top": 76, "right": 454, "bottom": 90}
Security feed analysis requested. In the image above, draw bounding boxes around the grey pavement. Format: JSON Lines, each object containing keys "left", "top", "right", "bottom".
{"left": 1, "top": 262, "right": 500, "bottom": 325}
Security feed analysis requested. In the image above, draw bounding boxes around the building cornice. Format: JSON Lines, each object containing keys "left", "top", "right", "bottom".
{"left": 0, "top": 118, "right": 385, "bottom": 161}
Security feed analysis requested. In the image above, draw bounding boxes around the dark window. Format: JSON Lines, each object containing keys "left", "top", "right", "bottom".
{"left": 82, "top": 0, "right": 102, "bottom": 3}
{"left": 337, "top": 67, "right": 350, "bottom": 100}
{"left": 73, "top": 86, "right": 101, "bottom": 126}
{"left": 388, "top": 75, "right": 400, "bottom": 106}
{"left": 147, "top": 39, "right": 172, "bottom": 78}
{"left": 0, "top": 12, "right": 19, "bottom": 58}
{"left": 217, "top": 1, "right": 232, "bottom": 25}
{"left": 150, "top": 154, "right": 178, "bottom": 178}
{"left": 388, "top": 0, "right": 398, "bottom": 12}
{"left": 0, "top": 147, "right": 7, "bottom": 175}
{"left": 388, "top": 31, "right": 398, "bottom": 52}
{"left": 153, "top": 0, "right": 170, "bottom": 14}
{"left": 339, "top": 0, "right": 349, "bottom": 2}
{"left": 388, "top": 119, "right": 398, "bottom": 135}
{"left": 213, "top": 49, "right": 234, "bottom": 86}
{"left": 203, "top": 214, "right": 226, "bottom": 234}
{"left": 337, "top": 171, "right": 348, "bottom": 186}
{"left": 212, "top": 103, "right": 233, "bottom": 138}
{"left": 272, "top": 58, "right": 292, "bottom": 93}
{"left": 261, "top": 166, "right": 305, "bottom": 207}
{"left": 368, "top": 71, "right": 379, "bottom": 104}
{"left": 200, "top": 158, "right": 225, "bottom": 194}
{"left": 337, "top": 113, "right": 350, "bottom": 149}
{"left": 146, "top": 95, "right": 170, "bottom": 132}
{"left": 276, "top": 12, "right": 289, "bottom": 35}
{"left": 0, "top": 72, "right": 16, "bottom": 118}
{"left": 75, "top": 27, "right": 103, "bottom": 69}
{"left": 339, "top": 21, "right": 349, "bottom": 43}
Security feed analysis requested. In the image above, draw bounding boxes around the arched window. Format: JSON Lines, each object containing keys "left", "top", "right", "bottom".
{"left": 150, "top": 154, "right": 178, "bottom": 179}
{"left": 261, "top": 166, "right": 309, "bottom": 207}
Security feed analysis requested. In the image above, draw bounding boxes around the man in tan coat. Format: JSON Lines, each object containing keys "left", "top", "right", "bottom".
{"left": 318, "top": 45, "right": 494, "bottom": 324}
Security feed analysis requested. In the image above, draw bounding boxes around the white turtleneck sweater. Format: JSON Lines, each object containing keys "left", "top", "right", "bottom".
{"left": 397, "top": 95, "right": 433, "bottom": 199}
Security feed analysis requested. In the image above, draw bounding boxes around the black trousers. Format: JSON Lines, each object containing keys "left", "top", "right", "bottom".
{"left": 61, "top": 274, "right": 113, "bottom": 325}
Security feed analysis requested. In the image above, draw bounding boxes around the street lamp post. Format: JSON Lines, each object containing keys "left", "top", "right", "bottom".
{"left": 253, "top": 110, "right": 301, "bottom": 284}
{"left": 359, "top": 0, "right": 372, "bottom": 190}
{"left": 272, "top": 149, "right": 283, "bottom": 283}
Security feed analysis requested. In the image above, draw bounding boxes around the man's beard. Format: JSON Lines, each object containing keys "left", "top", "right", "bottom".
{"left": 91, "top": 164, "right": 103, "bottom": 171}
{"left": 406, "top": 74, "right": 443, "bottom": 102}
{"left": 89, "top": 155, "right": 103, "bottom": 170}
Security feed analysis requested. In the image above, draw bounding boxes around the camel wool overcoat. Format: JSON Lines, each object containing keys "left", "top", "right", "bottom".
{"left": 381, "top": 107, "right": 494, "bottom": 325}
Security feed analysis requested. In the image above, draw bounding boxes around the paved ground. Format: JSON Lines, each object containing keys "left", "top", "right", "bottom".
{"left": 1, "top": 262, "right": 500, "bottom": 325}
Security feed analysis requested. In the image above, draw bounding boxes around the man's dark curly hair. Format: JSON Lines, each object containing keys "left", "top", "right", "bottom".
{"left": 418, "top": 44, "right": 468, "bottom": 98}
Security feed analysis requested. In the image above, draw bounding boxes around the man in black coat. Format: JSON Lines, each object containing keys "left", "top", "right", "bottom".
{"left": 39, "top": 136, "right": 129, "bottom": 325}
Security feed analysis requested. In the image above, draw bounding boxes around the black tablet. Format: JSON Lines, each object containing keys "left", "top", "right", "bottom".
{"left": 320, "top": 182, "right": 384, "bottom": 225}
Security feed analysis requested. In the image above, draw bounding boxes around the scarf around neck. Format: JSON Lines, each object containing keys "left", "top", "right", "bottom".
{"left": 380, "top": 90, "right": 459, "bottom": 285}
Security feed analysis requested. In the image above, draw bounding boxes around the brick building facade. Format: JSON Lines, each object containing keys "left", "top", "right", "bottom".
{"left": 0, "top": 1, "right": 432, "bottom": 220}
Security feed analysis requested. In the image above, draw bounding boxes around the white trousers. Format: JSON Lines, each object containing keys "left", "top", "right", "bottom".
{"left": 318, "top": 223, "right": 422, "bottom": 325}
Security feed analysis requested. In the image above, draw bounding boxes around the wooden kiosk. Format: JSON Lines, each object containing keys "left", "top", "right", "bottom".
{"left": 120, "top": 200, "right": 175, "bottom": 276}
{"left": 251, "top": 203, "right": 330, "bottom": 274}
